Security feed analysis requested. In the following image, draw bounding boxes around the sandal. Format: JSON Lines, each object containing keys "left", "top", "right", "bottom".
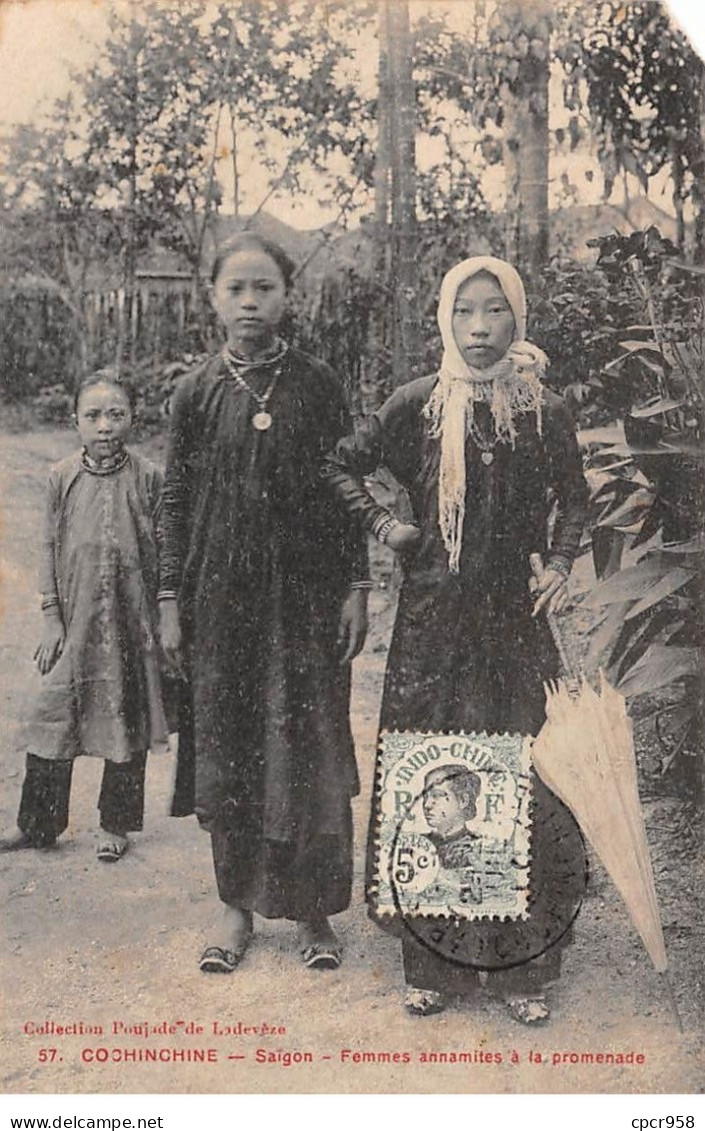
{"left": 404, "top": 987, "right": 445, "bottom": 1017}
{"left": 200, "top": 911, "right": 253, "bottom": 973}
{"left": 301, "top": 942, "right": 342, "bottom": 970}
{"left": 298, "top": 919, "right": 342, "bottom": 970}
{"left": 199, "top": 945, "right": 247, "bottom": 974}
{"left": 505, "top": 996, "right": 551, "bottom": 1025}
{"left": 97, "top": 837, "right": 128, "bottom": 863}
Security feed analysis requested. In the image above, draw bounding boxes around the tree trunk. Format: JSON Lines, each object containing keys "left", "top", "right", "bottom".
{"left": 375, "top": 2, "right": 391, "bottom": 234}
{"left": 500, "top": 0, "right": 552, "bottom": 286}
{"left": 229, "top": 105, "right": 240, "bottom": 217}
{"left": 116, "top": 7, "right": 139, "bottom": 377}
{"left": 670, "top": 141, "right": 685, "bottom": 252}
{"left": 693, "top": 59, "right": 705, "bottom": 266}
{"left": 60, "top": 237, "right": 91, "bottom": 381}
{"left": 365, "top": 0, "right": 393, "bottom": 409}
{"left": 386, "top": 0, "right": 419, "bottom": 387}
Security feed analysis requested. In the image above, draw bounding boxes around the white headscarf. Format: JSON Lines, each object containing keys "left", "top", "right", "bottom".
{"left": 424, "top": 256, "right": 548, "bottom": 573}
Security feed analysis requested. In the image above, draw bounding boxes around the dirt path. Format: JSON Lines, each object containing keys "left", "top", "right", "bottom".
{"left": 1, "top": 428, "right": 702, "bottom": 1095}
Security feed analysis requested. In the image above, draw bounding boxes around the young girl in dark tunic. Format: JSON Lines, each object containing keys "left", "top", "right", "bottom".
{"left": 158, "top": 232, "right": 369, "bottom": 973}
{"left": 0, "top": 374, "right": 169, "bottom": 862}
{"left": 323, "top": 256, "right": 589, "bottom": 1021}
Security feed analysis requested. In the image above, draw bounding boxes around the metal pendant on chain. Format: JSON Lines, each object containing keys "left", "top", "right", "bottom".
{"left": 469, "top": 420, "right": 496, "bottom": 465}
{"left": 223, "top": 351, "right": 280, "bottom": 431}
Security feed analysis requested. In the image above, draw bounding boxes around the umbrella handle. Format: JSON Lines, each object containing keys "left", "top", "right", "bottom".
{"left": 529, "top": 553, "right": 579, "bottom": 682}
{"left": 662, "top": 972, "right": 685, "bottom": 1033}
{"left": 547, "top": 612, "right": 580, "bottom": 685}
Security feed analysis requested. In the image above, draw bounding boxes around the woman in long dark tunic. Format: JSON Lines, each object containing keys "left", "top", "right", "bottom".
{"left": 158, "top": 233, "right": 369, "bottom": 972}
{"left": 323, "top": 256, "right": 589, "bottom": 1020}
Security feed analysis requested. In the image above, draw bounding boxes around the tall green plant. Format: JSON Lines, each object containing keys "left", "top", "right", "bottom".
{"left": 575, "top": 229, "right": 704, "bottom": 791}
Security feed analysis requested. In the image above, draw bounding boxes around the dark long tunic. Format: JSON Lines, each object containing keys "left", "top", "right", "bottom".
{"left": 323, "top": 375, "right": 589, "bottom": 989}
{"left": 159, "top": 349, "right": 366, "bottom": 919}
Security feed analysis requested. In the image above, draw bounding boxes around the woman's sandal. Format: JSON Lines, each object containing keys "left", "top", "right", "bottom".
{"left": 298, "top": 921, "right": 342, "bottom": 970}
{"left": 301, "top": 942, "right": 342, "bottom": 970}
{"left": 199, "top": 945, "right": 246, "bottom": 974}
{"left": 505, "top": 996, "right": 551, "bottom": 1025}
{"left": 200, "top": 912, "right": 253, "bottom": 974}
{"left": 96, "top": 837, "right": 128, "bottom": 863}
{"left": 404, "top": 987, "right": 446, "bottom": 1017}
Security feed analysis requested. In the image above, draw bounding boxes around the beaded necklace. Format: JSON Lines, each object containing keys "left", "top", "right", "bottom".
{"left": 221, "top": 340, "right": 288, "bottom": 432}
{"left": 81, "top": 447, "right": 129, "bottom": 476}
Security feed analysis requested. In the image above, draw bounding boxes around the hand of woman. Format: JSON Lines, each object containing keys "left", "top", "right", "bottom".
{"left": 159, "top": 599, "right": 184, "bottom": 676}
{"left": 337, "top": 589, "right": 369, "bottom": 665}
{"left": 385, "top": 523, "right": 421, "bottom": 554}
{"left": 530, "top": 568, "right": 569, "bottom": 618}
{"left": 34, "top": 614, "right": 65, "bottom": 675}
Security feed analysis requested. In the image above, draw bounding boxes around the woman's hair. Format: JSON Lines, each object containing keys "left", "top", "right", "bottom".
{"left": 460, "top": 267, "right": 511, "bottom": 300}
{"left": 210, "top": 231, "right": 297, "bottom": 291}
{"left": 424, "top": 765, "right": 481, "bottom": 816}
{"left": 73, "top": 369, "right": 137, "bottom": 415}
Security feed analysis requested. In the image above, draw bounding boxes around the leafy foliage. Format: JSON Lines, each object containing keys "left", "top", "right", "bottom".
{"left": 573, "top": 229, "right": 704, "bottom": 788}
{"left": 528, "top": 257, "right": 639, "bottom": 409}
{"left": 556, "top": 1, "right": 705, "bottom": 252}
{"left": 0, "top": 0, "right": 380, "bottom": 395}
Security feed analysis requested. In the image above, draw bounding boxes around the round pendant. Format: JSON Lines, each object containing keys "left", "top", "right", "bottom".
{"left": 252, "top": 411, "right": 273, "bottom": 431}
{"left": 481, "top": 450, "right": 494, "bottom": 465}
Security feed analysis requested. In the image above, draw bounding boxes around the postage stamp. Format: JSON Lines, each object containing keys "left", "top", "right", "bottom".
{"left": 372, "top": 731, "right": 534, "bottom": 920}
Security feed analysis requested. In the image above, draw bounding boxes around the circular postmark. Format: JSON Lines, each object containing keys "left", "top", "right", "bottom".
{"left": 380, "top": 771, "right": 587, "bottom": 972}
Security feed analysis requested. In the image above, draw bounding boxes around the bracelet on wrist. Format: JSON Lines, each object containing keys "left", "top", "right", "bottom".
{"left": 546, "top": 557, "right": 571, "bottom": 579}
{"left": 350, "top": 580, "right": 374, "bottom": 591}
{"left": 41, "top": 596, "right": 60, "bottom": 613}
{"left": 371, "top": 512, "right": 393, "bottom": 538}
{"left": 157, "top": 590, "right": 179, "bottom": 603}
{"left": 374, "top": 515, "right": 401, "bottom": 545}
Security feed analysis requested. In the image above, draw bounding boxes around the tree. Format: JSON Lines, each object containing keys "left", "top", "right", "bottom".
{"left": 385, "top": 0, "right": 420, "bottom": 386}
{"left": 414, "top": 0, "right": 552, "bottom": 282}
{"left": 368, "top": 1, "right": 392, "bottom": 398}
{"left": 556, "top": 1, "right": 705, "bottom": 257}
{"left": 0, "top": 98, "right": 123, "bottom": 380}
{"left": 2, "top": 1, "right": 380, "bottom": 361}
{"left": 492, "top": 0, "right": 552, "bottom": 283}
{"left": 414, "top": 1, "right": 704, "bottom": 274}
{"left": 78, "top": 0, "right": 227, "bottom": 317}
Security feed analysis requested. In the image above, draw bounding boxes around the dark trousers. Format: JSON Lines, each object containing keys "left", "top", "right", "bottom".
{"left": 401, "top": 931, "right": 563, "bottom": 997}
{"left": 17, "top": 751, "right": 147, "bottom": 845}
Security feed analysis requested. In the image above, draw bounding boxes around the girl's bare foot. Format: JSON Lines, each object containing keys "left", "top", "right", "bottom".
{"left": 200, "top": 905, "right": 253, "bottom": 973}
{"left": 297, "top": 916, "right": 342, "bottom": 969}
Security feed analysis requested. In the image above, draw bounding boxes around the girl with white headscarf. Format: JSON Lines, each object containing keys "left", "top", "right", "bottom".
{"left": 323, "top": 256, "right": 589, "bottom": 1022}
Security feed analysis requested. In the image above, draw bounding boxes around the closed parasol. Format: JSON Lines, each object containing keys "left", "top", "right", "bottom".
{"left": 528, "top": 555, "right": 679, "bottom": 1025}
